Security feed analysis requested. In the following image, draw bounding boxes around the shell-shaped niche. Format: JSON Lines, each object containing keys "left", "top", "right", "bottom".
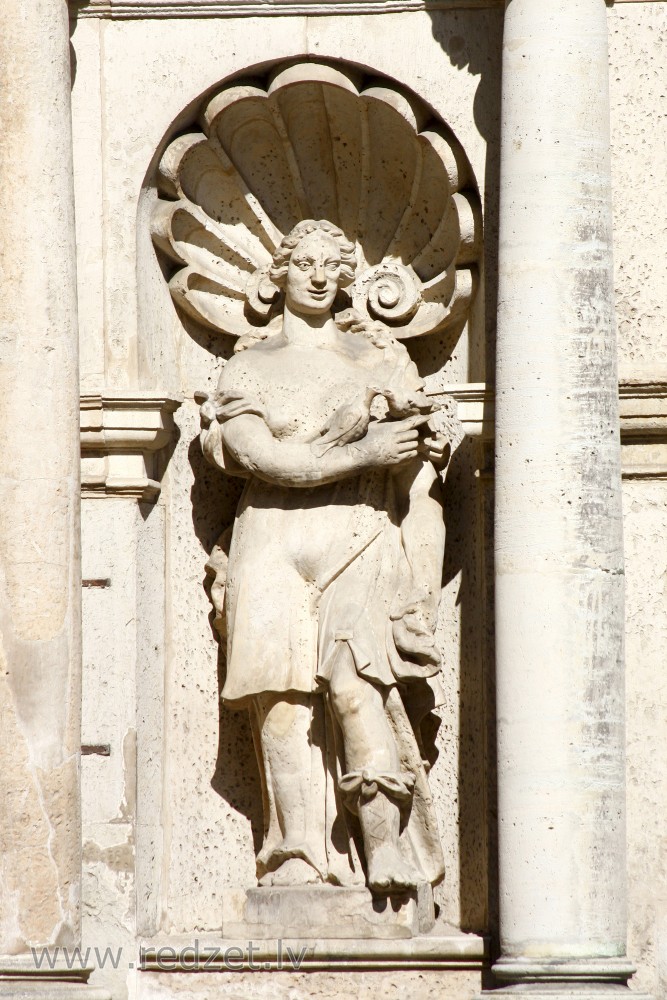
{"left": 152, "top": 62, "right": 482, "bottom": 342}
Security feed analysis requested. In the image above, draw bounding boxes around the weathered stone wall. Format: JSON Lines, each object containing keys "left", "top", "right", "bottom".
{"left": 609, "top": 9, "right": 667, "bottom": 998}
{"left": 72, "top": 10, "right": 502, "bottom": 998}
{"left": 69, "top": 4, "right": 667, "bottom": 1000}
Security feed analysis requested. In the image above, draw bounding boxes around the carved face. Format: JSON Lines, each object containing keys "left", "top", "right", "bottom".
{"left": 285, "top": 231, "right": 342, "bottom": 316}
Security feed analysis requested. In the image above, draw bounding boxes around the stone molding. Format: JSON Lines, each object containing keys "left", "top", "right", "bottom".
{"left": 138, "top": 933, "right": 487, "bottom": 972}
{"left": 80, "top": 392, "right": 182, "bottom": 500}
{"left": 492, "top": 956, "right": 637, "bottom": 985}
{"left": 435, "top": 383, "right": 495, "bottom": 440}
{"left": 0, "top": 958, "right": 91, "bottom": 982}
{"left": 619, "top": 378, "right": 667, "bottom": 480}
{"left": 0, "top": 959, "right": 111, "bottom": 1000}
{"left": 68, "top": 0, "right": 653, "bottom": 16}
{"left": 619, "top": 378, "right": 667, "bottom": 438}
{"left": 445, "top": 379, "right": 667, "bottom": 479}
{"left": 70, "top": 0, "right": 502, "bottom": 17}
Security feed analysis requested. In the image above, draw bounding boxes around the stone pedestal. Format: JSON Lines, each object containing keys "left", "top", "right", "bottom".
{"left": 222, "top": 885, "right": 436, "bottom": 940}
{"left": 487, "top": 0, "right": 651, "bottom": 997}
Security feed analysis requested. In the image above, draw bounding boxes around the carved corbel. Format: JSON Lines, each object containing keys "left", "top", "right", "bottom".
{"left": 80, "top": 392, "right": 182, "bottom": 500}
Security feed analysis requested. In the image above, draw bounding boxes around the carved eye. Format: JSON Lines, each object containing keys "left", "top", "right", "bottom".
{"left": 297, "top": 261, "right": 310, "bottom": 271}
{"left": 327, "top": 262, "right": 340, "bottom": 271}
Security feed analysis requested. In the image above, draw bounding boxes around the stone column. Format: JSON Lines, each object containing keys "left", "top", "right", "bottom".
{"left": 489, "top": 0, "right": 649, "bottom": 996}
{"left": 0, "top": 2, "right": 93, "bottom": 993}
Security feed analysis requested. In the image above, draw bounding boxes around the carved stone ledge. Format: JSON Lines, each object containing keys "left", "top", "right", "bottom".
{"left": 70, "top": 0, "right": 503, "bottom": 18}
{"left": 436, "top": 383, "right": 495, "bottom": 440}
{"left": 0, "top": 959, "right": 110, "bottom": 1000}
{"left": 80, "top": 392, "right": 182, "bottom": 501}
{"left": 618, "top": 378, "right": 667, "bottom": 480}
{"left": 440, "top": 379, "right": 667, "bottom": 480}
{"left": 619, "top": 378, "right": 667, "bottom": 438}
{"left": 138, "top": 932, "right": 487, "bottom": 972}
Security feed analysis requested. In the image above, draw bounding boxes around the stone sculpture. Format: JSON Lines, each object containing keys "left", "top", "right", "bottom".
{"left": 152, "top": 61, "right": 483, "bottom": 899}
{"left": 200, "top": 219, "right": 448, "bottom": 894}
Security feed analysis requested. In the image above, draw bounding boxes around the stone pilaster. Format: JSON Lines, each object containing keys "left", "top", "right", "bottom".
{"left": 0, "top": 2, "right": 102, "bottom": 995}
{"left": 487, "top": 0, "right": 650, "bottom": 996}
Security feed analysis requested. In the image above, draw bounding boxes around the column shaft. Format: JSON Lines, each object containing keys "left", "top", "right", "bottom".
{"left": 0, "top": 0, "right": 82, "bottom": 958}
{"left": 493, "top": 0, "right": 632, "bottom": 989}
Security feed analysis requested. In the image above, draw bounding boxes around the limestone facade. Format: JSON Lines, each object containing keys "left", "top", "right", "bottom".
{"left": 0, "top": 3, "right": 665, "bottom": 1000}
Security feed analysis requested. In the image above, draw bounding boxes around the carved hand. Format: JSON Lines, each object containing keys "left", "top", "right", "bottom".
{"left": 198, "top": 392, "right": 218, "bottom": 430}
{"left": 418, "top": 428, "right": 452, "bottom": 469}
{"left": 358, "top": 414, "right": 430, "bottom": 468}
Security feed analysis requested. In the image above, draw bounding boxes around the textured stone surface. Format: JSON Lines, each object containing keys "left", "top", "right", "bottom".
{"left": 623, "top": 481, "right": 667, "bottom": 1000}
{"left": 80, "top": 501, "right": 141, "bottom": 1000}
{"left": 493, "top": 0, "right": 628, "bottom": 984}
{"left": 609, "top": 7, "right": 667, "bottom": 1000}
{"left": 609, "top": 4, "right": 667, "bottom": 376}
{"left": 0, "top": 0, "right": 82, "bottom": 959}
{"left": 63, "top": 5, "right": 667, "bottom": 1000}
{"left": 223, "top": 884, "right": 435, "bottom": 939}
{"left": 140, "top": 968, "right": 482, "bottom": 1000}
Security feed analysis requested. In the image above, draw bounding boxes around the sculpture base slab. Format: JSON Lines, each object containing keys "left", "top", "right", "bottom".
{"left": 222, "top": 883, "right": 436, "bottom": 939}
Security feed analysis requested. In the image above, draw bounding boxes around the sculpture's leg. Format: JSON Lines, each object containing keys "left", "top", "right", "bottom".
{"left": 327, "top": 644, "right": 417, "bottom": 892}
{"left": 390, "top": 457, "right": 445, "bottom": 665}
{"left": 253, "top": 692, "right": 325, "bottom": 886}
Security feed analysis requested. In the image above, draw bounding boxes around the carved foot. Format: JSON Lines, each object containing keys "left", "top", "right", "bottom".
{"left": 367, "top": 844, "right": 419, "bottom": 895}
{"left": 259, "top": 857, "right": 322, "bottom": 887}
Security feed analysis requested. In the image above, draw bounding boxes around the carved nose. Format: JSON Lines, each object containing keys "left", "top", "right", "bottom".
{"left": 312, "top": 266, "right": 326, "bottom": 288}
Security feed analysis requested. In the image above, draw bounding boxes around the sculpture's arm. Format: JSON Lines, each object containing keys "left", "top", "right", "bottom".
{"left": 200, "top": 405, "right": 250, "bottom": 479}
{"left": 219, "top": 411, "right": 425, "bottom": 488}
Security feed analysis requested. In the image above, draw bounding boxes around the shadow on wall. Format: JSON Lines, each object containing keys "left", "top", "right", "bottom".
{"left": 428, "top": 10, "right": 503, "bottom": 384}
{"left": 188, "top": 435, "right": 265, "bottom": 855}
{"left": 424, "top": 8, "right": 502, "bottom": 956}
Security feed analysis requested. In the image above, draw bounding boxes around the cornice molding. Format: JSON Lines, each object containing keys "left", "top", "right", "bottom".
{"left": 618, "top": 378, "right": 667, "bottom": 439}
{"left": 439, "top": 379, "right": 667, "bottom": 481}
{"left": 80, "top": 391, "right": 182, "bottom": 501}
{"left": 139, "top": 933, "right": 486, "bottom": 972}
{"left": 70, "top": 0, "right": 502, "bottom": 17}
{"left": 78, "top": 381, "right": 667, "bottom": 497}
{"left": 68, "top": 0, "right": 657, "bottom": 16}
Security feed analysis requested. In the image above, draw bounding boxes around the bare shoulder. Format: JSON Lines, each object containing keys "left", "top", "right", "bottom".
{"left": 335, "top": 328, "right": 385, "bottom": 365}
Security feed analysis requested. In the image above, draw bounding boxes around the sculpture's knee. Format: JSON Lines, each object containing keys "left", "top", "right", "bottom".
{"left": 329, "top": 677, "right": 367, "bottom": 720}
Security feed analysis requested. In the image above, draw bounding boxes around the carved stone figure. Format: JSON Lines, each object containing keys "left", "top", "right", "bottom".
{"left": 152, "top": 62, "right": 483, "bottom": 900}
{"left": 200, "top": 219, "right": 449, "bottom": 894}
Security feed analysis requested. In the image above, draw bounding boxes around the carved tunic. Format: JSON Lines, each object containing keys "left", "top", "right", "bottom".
{"left": 215, "top": 333, "right": 422, "bottom": 705}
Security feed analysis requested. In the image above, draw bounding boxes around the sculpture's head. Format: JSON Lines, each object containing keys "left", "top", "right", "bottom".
{"left": 269, "top": 220, "right": 357, "bottom": 317}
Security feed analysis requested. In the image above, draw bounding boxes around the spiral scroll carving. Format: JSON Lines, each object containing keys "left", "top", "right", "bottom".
{"left": 152, "top": 61, "right": 481, "bottom": 341}
{"left": 355, "top": 263, "right": 422, "bottom": 324}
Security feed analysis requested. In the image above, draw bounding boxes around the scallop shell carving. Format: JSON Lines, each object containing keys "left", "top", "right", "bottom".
{"left": 152, "top": 62, "right": 481, "bottom": 342}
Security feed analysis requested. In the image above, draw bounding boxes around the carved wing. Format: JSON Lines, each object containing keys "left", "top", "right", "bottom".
{"left": 151, "top": 61, "right": 481, "bottom": 341}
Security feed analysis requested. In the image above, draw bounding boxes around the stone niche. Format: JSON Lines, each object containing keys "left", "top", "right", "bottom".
{"left": 141, "top": 56, "right": 491, "bottom": 982}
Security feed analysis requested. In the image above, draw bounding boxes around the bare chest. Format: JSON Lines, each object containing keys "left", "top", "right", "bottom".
{"left": 251, "top": 346, "right": 386, "bottom": 438}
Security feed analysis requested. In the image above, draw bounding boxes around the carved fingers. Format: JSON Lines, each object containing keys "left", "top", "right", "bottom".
{"left": 198, "top": 389, "right": 269, "bottom": 428}
{"left": 365, "top": 413, "right": 430, "bottom": 467}
{"left": 419, "top": 429, "right": 452, "bottom": 468}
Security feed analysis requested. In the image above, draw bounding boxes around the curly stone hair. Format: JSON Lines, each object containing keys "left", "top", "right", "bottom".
{"left": 269, "top": 219, "right": 357, "bottom": 289}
